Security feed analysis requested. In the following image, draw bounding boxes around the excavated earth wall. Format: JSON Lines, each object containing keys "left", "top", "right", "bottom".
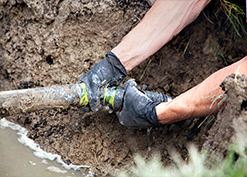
{"left": 1, "top": 0, "right": 247, "bottom": 175}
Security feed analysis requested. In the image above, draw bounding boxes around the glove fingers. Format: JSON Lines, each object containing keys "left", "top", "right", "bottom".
{"left": 90, "top": 100, "right": 101, "bottom": 112}
{"left": 117, "top": 78, "right": 161, "bottom": 129}
{"left": 124, "top": 79, "right": 137, "bottom": 89}
{"left": 141, "top": 85, "right": 148, "bottom": 91}
{"left": 88, "top": 86, "right": 101, "bottom": 112}
{"left": 125, "top": 79, "right": 149, "bottom": 103}
{"left": 79, "top": 74, "right": 102, "bottom": 112}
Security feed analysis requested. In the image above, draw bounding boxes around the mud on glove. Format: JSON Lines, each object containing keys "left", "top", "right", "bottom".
{"left": 117, "top": 79, "right": 162, "bottom": 129}
{"left": 78, "top": 52, "right": 127, "bottom": 112}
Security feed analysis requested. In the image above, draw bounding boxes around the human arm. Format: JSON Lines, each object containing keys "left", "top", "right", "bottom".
{"left": 117, "top": 56, "right": 247, "bottom": 128}
{"left": 112, "top": 0, "right": 210, "bottom": 71}
{"left": 156, "top": 56, "right": 247, "bottom": 124}
{"left": 78, "top": 0, "right": 210, "bottom": 111}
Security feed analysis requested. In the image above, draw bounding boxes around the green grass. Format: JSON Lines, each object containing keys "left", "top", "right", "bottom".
{"left": 138, "top": 59, "right": 152, "bottom": 82}
{"left": 215, "top": 143, "right": 247, "bottom": 177}
{"left": 211, "top": 0, "right": 246, "bottom": 66}
{"left": 219, "top": 0, "right": 247, "bottom": 38}
{"left": 214, "top": 48, "right": 241, "bottom": 66}
{"left": 198, "top": 93, "right": 228, "bottom": 128}
{"left": 118, "top": 136, "right": 247, "bottom": 177}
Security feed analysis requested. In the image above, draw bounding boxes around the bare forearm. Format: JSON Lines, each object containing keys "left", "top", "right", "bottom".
{"left": 156, "top": 56, "right": 247, "bottom": 124}
{"left": 112, "top": 0, "right": 210, "bottom": 71}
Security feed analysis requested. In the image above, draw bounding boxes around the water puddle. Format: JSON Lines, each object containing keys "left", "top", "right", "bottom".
{"left": 0, "top": 118, "right": 90, "bottom": 177}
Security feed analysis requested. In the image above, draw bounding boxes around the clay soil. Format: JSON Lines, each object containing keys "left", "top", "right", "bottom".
{"left": 1, "top": 0, "right": 247, "bottom": 175}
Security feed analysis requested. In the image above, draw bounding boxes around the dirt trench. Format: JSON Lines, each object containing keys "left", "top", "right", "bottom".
{"left": 1, "top": 0, "right": 247, "bottom": 175}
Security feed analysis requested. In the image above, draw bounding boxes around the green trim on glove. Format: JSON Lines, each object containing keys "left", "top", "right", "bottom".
{"left": 103, "top": 86, "right": 118, "bottom": 109}
{"left": 78, "top": 52, "right": 127, "bottom": 112}
{"left": 78, "top": 83, "right": 89, "bottom": 107}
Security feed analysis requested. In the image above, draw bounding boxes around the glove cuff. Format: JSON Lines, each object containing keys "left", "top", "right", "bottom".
{"left": 106, "top": 52, "right": 127, "bottom": 85}
{"left": 146, "top": 101, "right": 163, "bottom": 127}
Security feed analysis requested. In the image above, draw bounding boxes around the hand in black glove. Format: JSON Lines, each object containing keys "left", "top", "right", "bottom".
{"left": 78, "top": 52, "right": 127, "bottom": 112}
{"left": 117, "top": 79, "right": 162, "bottom": 129}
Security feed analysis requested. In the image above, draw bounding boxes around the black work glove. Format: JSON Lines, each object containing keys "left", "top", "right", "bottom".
{"left": 117, "top": 79, "right": 162, "bottom": 129}
{"left": 78, "top": 52, "right": 127, "bottom": 112}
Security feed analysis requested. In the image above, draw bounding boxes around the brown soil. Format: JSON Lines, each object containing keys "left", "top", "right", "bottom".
{"left": 203, "top": 74, "right": 247, "bottom": 163}
{"left": 1, "top": 0, "right": 247, "bottom": 175}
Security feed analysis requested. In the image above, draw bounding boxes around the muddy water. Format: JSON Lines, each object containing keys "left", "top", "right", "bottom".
{"left": 0, "top": 119, "right": 89, "bottom": 177}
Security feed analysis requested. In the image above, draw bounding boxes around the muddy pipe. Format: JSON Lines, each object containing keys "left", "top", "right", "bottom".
{"left": 0, "top": 83, "right": 173, "bottom": 117}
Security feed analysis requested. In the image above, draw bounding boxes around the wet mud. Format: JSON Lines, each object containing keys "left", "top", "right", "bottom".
{"left": 1, "top": 0, "right": 247, "bottom": 175}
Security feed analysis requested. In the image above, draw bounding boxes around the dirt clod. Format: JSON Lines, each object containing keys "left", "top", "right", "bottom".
{"left": 204, "top": 74, "right": 247, "bottom": 163}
